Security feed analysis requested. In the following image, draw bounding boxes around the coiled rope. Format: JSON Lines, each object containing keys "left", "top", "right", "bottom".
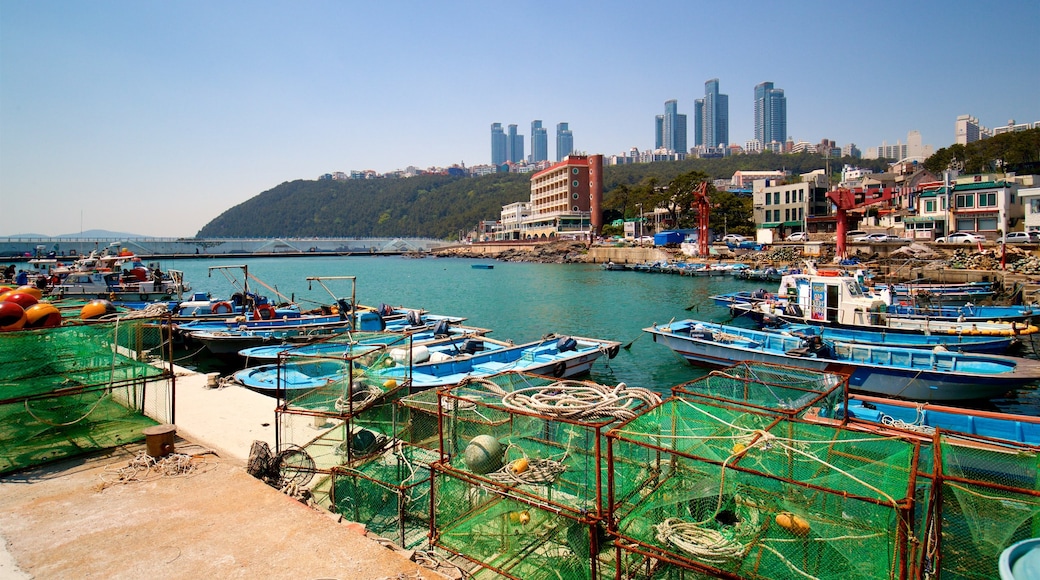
{"left": 486, "top": 457, "right": 567, "bottom": 486}
{"left": 878, "top": 404, "right": 935, "bottom": 434}
{"left": 98, "top": 448, "right": 215, "bottom": 489}
{"left": 497, "top": 380, "right": 662, "bottom": 421}
{"left": 118, "top": 303, "right": 170, "bottom": 319}
{"left": 655, "top": 517, "right": 748, "bottom": 563}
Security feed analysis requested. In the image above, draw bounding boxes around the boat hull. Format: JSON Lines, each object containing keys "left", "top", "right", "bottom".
{"left": 646, "top": 322, "right": 1040, "bottom": 402}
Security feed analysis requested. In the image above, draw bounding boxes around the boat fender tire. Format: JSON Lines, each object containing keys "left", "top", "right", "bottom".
{"left": 254, "top": 304, "right": 277, "bottom": 320}
{"left": 607, "top": 344, "right": 620, "bottom": 359}
{"left": 552, "top": 361, "right": 567, "bottom": 377}
{"left": 211, "top": 301, "right": 233, "bottom": 315}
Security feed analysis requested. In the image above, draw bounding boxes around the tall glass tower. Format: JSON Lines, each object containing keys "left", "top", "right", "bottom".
{"left": 556, "top": 122, "right": 573, "bottom": 161}
{"left": 702, "top": 78, "right": 729, "bottom": 148}
{"left": 506, "top": 124, "right": 524, "bottom": 164}
{"left": 693, "top": 99, "right": 704, "bottom": 147}
{"left": 658, "top": 99, "right": 687, "bottom": 153}
{"left": 530, "top": 120, "right": 548, "bottom": 162}
{"left": 491, "top": 123, "right": 506, "bottom": 165}
{"left": 754, "top": 82, "right": 787, "bottom": 146}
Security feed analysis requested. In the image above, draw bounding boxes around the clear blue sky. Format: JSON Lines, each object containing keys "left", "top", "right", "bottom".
{"left": 2, "top": 0, "right": 1037, "bottom": 237}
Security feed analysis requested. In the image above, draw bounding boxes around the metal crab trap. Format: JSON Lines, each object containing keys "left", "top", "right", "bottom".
{"left": 671, "top": 361, "right": 848, "bottom": 421}
{"left": 270, "top": 332, "right": 420, "bottom": 476}
{"left": 327, "top": 442, "right": 440, "bottom": 549}
{"left": 921, "top": 438, "right": 1040, "bottom": 579}
{"left": 0, "top": 316, "right": 173, "bottom": 474}
{"left": 606, "top": 395, "right": 922, "bottom": 580}
{"left": 428, "top": 372, "right": 662, "bottom": 579}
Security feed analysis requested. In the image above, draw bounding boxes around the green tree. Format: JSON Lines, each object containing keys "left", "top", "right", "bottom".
{"left": 709, "top": 190, "right": 754, "bottom": 236}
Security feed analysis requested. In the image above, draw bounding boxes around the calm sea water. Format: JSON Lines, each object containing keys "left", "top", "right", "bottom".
{"left": 160, "top": 255, "right": 753, "bottom": 391}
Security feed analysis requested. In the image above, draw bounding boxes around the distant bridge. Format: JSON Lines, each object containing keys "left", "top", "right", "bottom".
{"left": 0, "top": 237, "right": 453, "bottom": 258}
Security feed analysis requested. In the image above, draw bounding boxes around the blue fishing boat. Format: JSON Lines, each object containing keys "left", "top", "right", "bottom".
{"left": 471, "top": 264, "right": 494, "bottom": 269}
{"left": 182, "top": 308, "right": 470, "bottom": 355}
{"left": 235, "top": 334, "right": 621, "bottom": 393}
{"left": 842, "top": 394, "right": 1040, "bottom": 447}
{"left": 237, "top": 326, "right": 496, "bottom": 364}
{"left": 772, "top": 323, "right": 1017, "bottom": 354}
{"left": 644, "top": 319, "right": 1040, "bottom": 402}
{"left": 377, "top": 334, "right": 620, "bottom": 388}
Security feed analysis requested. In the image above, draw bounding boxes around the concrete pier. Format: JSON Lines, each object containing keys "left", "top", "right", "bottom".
{"left": 0, "top": 368, "right": 446, "bottom": 579}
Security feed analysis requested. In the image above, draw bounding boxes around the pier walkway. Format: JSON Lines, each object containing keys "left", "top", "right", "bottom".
{"left": 0, "top": 368, "right": 446, "bottom": 580}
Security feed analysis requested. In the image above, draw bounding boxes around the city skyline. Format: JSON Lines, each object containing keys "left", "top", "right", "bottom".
{"left": 2, "top": 1, "right": 1037, "bottom": 237}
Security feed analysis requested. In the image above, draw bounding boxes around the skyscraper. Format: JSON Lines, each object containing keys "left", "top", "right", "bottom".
{"left": 657, "top": 99, "right": 687, "bottom": 153}
{"left": 491, "top": 123, "right": 506, "bottom": 165}
{"left": 702, "top": 78, "right": 729, "bottom": 148}
{"left": 556, "top": 122, "right": 573, "bottom": 161}
{"left": 530, "top": 120, "right": 548, "bottom": 163}
{"left": 506, "top": 124, "right": 524, "bottom": 164}
{"left": 693, "top": 99, "right": 704, "bottom": 147}
{"left": 754, "top": 82, "right": 787, "bottom": 147}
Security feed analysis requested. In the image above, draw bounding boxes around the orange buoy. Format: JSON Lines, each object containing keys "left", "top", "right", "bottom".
{"left": 15, "top": 286, "right": 43, "bottom": 300}
{"left": 80, "top": 299, "right": 117, "bottom": 320}
{"left": 24, "top": 303, "right": 61, "bottom": 328}
{"left": 775, "top": 511, "right": 810, "bottom": 536}
{"left": 510, "top": 457, "right": 530, "bottom": 474}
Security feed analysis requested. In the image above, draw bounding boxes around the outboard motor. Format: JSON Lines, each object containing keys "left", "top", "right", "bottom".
{"left": 433, "top": 319, "right": 450, "bottom": 337}
{"left": 461, "top": 339, "right": 484, "bottom": 355}
{"left": 556, "top": 336, "right": 577, "bottom": 353}
{"left": 379, "top": 303, "right": 394, "bottom": 317}
{"left": 336, "top": 298, "right": 352, "bottom": 321}
{"left": 406, "top": 310, "right": 422, "bottom": 327}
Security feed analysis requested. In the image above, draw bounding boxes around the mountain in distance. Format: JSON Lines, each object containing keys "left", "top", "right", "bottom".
{"left": 4, "top": 229, "right": 147, "bottom": 238}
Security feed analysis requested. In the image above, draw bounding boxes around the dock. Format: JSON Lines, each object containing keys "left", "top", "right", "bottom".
{"left": 0, "top": 367, "right": 448, "bottom": 580}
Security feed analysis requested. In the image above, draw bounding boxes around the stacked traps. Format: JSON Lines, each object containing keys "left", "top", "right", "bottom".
{"left": 431, "top": 372, "right": 661, "bottom": 579}
{"left": 0, "top": 316, "right": 173, "bottom": 474}
{"left": 321, "top": 380, "right": 465, "bottom": 552}
{"left": 929, "top": 439, "right": 1040, "bottom": 579}
{"left": 270, "top": 332, "right": 416, "bottom": 508}
{"left": 607, "top": 361, "right": 923, "bottom": 579}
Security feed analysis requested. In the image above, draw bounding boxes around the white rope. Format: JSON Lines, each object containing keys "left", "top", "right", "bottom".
{"left": 499, "top": 381, "right": 661, "bottom": 421}
{"left": 655, "top": 517, "right": 747, "bottom": 563}
{"left": 118, "top": 303, "right": 170, "bottom": 319}
{"left": 486, "top": 457, "right": 567, "bottom": 485}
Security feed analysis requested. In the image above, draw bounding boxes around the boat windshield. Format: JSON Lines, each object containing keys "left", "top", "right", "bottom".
{"left": 845, "top": 279, "right": 864, "bottom": 297}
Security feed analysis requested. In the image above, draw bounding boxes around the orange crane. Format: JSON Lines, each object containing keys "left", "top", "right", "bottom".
{"left": 826, "top": 186, "right": 897, "bottom": 257}
{"left": 693, "top": 182, "right": 711, "bottom": 257}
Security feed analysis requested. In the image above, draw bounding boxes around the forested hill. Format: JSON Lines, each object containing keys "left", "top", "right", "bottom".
{"left": 196, "top": 153, "right": 889, "bottom": 239}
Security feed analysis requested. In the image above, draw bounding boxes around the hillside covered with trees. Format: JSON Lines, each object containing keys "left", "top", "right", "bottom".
{"left": 196, "top": 152, "right": 898, "bottom": 239}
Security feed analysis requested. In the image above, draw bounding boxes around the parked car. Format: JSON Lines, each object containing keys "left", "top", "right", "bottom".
{"left": 853, "top": 233, "right": 906, "bottom": 243}
{"left": 785, "top": 232, "right": 809, "bottom": 242}
{"left": 721, "top": 234, "right": 747, "bottom": 244}
{"left": 935, "top": 232, "right": 985, "bottom": 244}
{"left": 999, "top": 231, "right": 1040, "bottom": 244}
{"left": 844, "top": 230, "right": 867, "bottom": 239}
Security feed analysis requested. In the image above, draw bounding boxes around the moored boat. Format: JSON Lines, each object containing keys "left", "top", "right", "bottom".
{"left": 236, "top": 334, "right": 621, "bottom": 393}
{"left": 729, "top": 270, "right": 1038, "bottom": 336}
{"left": 237, "top": 324, "right": 494, "bottom": 364}
{"left": 842, "top": 393, "right": 1040, "bottom": 447}
{"left": 644, "top": 319, "right": 1040, "bottom": 401}
{"left": 771, "top": 322, "right": 1018, "bottom": 354}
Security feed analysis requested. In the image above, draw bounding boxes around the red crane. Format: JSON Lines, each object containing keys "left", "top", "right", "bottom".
{"left": 826, "top": 186, "right": 897, "bottom": 257}
{"left": 693, "top": 182, "right": 711, "bottom": 257}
